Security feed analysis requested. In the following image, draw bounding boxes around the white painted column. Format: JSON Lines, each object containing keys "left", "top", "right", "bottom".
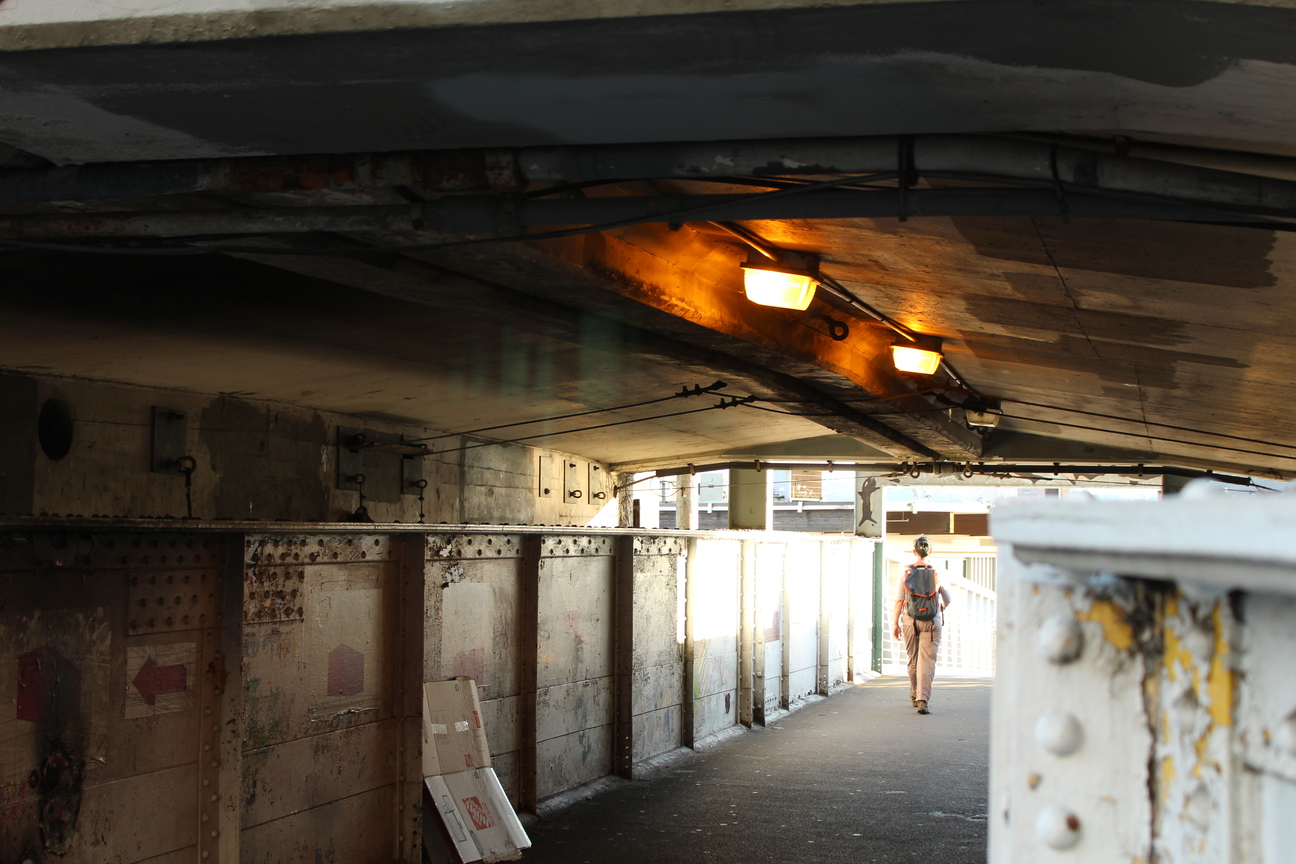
{"left": 728, "top": 468, "right": 772, "bottom": 530}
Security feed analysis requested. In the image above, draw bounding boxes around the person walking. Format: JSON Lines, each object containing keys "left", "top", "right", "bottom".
{"left": 892, "top": 535, "right": 951, "bottom": 715}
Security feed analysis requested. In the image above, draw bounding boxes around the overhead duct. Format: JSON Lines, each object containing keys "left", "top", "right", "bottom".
{"left": 0, "top": 189, "right": 1288, "bottom": 241}
{"left": 5, "top": 134, "right": 1296, "bottom": 219}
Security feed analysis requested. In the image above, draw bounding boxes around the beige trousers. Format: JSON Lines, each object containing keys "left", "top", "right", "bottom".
{"left": 902, "top": 617, "right": 942, "bottom": 703}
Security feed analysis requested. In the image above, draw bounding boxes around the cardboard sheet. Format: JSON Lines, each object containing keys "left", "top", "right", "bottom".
{"left": 425, "top": 768, "right": 531, "bottom": 863}
{"left": 423, "top": 677, "right": 491, "bottom": 776}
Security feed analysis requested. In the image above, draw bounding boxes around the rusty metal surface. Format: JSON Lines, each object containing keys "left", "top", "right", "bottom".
{"left": 0, "top": 531, "right": 224, "bottom": 864}
{"left": 0, "top": 522, "right": 876, "bottom": 859}
{"left": 239, "top": 534, "right": 400, "bottom": 864}
{"left": 535, "top": 536, "right": 615, "bottom": 799}
{"left": 630, "top": 540, "right": 683, "bottom": 764}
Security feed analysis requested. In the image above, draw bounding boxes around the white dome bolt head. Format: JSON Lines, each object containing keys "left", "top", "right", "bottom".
{"left": 1037, "top": 615, "right": 1084, "bottom": 664}
{"left": 1035, "top": 711, "right": 1084, "bottom": 756}
{"left": 1036, "top": 806, "right": 1082, "bottom": 850}
{"left": 1276, "top": 714, "right": 1296, "bottom": 755}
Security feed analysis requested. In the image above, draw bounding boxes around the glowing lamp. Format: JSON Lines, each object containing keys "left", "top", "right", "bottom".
{"left": 890, "top": 339, "right": 943, "bottom": 375}
{"left": 740, "top": 249, "right": 820, "bottom": 311}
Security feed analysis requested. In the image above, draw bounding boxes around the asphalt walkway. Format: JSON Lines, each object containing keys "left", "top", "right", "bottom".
{"left": 523, "top": 675, "right": 991, "bottom": 864}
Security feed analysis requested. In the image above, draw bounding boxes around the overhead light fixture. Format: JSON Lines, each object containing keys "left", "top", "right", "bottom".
{"left": 890, "top": 336, "right": 943, "bottom": 375}
{"left": 964, "top": 398, "right": 1001, "bottom": 428}
{"left": 965, "top": 409, "right": 1001, "bottom": 428}
{"left": 740, "top": 249, "right": 820, "bottom": 311}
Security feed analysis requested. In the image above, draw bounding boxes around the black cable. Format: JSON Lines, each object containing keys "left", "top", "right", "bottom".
{"left": 0, "top": 172, "right": 899, "bottom": 258}
{"left": 991, "top": 395, "right": 1296, "bottom": 453}
{"left": 403, "top": 382, "right": 727, "bottom": 443}
{"left": 996, "top": 413, "right": 1296, "bottom": 463}
{"left": 431, "top": 396, "right": 759, "bottom": 455}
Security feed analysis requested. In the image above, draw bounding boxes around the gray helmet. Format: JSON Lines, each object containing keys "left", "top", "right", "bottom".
{"left": 914, "top": 535, "right": 931, "bottom": 557}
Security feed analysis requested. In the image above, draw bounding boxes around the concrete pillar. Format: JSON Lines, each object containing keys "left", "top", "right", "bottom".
{"left": 854, "top": 471, "right": 886, "bottom": 674}
{"left": 738, "top": 540, "right": 756, "bottom": 727}
{"left": 616, "top": 471, "right": 635, "bottom": 528}
{"left": 1162, "top": 473, "right": 1191, "bottom": 497}
{"left": 675, "top": 474, "right": 699, "bottom": 530}
{"left": 728, "top": 468, "right": 773, "bottom": 530}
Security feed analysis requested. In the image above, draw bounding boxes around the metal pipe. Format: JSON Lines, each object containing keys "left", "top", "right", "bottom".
{"left": 4, "top": 134, "right": 1296, "bottom": 221}
{"left": 648, "top": 461, "right": 1257, "bottom": 487}
{"left": 519, "top": 134, "right": 1296, "bottom": 217}
{"left": 0, "top": 149, "right": 521, "bottom": 204}
{"left": 0, "top": 189, "right": 1284, "bottom": 240}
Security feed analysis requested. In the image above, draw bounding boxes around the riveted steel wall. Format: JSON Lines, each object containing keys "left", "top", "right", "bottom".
{"left": 0, "top": 521, "right": 875, "bottom": 862}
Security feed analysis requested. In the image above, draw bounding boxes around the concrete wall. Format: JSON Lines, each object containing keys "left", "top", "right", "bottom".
{"left": 0, "top": 370, "right": 614, "bottom": 526}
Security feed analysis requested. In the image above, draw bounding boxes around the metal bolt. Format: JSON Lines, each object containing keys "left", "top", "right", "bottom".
{"left": 1037, "top": 615, "right": 1084, "bottom": 664}
{"left": 1035, "top": 711, "right": 1084, "bottom": 756}
{"left": 1276, "top": 714, "right": 1296, "bottom": 755}
{"left": 1036, "top": 806, "right": 1082, "bottom": 850}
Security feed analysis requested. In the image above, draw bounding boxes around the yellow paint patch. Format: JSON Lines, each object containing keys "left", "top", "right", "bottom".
{"left": 1163, "top": 625, "right": 1193, "bottom": 684}
{"left": 1077, "top": 600, "right": 1134, "bottom": 651}
{"left": 1160, "top": 757, "right": 1176, "bottom": 804}
{"left": 1165, "top": 593, "right": 1180, "bottom": 619}
{"left": 1207, "top": 606, "right": 1234, "bottom": 728}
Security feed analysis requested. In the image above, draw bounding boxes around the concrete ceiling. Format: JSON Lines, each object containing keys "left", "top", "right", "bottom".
{"left": 0, "top": 0, "right": 1294, "bottom": 480}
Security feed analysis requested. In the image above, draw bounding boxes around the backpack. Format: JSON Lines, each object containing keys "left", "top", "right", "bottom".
{"left": 904, "top": 565, "right": 940, "bottom": 621}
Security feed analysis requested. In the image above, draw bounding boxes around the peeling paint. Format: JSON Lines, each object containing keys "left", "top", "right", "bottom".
{"left": 1077, "top": 599, "right": 1134, "bottom": 652}
{"left": 1206, "top": 606, "right": 1233, "bottom": 729}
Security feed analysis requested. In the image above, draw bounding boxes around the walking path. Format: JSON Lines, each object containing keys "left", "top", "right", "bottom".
{"left": 522, "top": 676, "right": 991, "bottom": 864}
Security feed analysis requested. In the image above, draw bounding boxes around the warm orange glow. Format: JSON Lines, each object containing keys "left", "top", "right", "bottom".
{"left": 743, "top": 268, "right": 817, "bottom": 310}
{"left": 891, "top": 344, "right": 943, "bottom": 375}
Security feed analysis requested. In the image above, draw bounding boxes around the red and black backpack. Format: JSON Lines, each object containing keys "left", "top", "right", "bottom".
{"left": 904, "top": 565, "right": 940, "bottom": 621}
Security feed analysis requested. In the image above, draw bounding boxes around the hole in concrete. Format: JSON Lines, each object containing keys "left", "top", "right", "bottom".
{"left": 38, "top": 398, "right": 73, "bottom": 460}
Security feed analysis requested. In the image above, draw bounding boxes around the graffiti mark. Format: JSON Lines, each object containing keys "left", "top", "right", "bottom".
{"left": 132, "top": 657, "right": 187, "bottom": 705}
{"left": 451, "top": 648, "right": 486, "bottom": 685}
{"left": 563, "top": 611, "right": 584, "bottom": 646}
{"left": 125, "top": 643, "right": 195, "bottom": 718}
{"left": 31, "top": 735, "right": 85, "bottom": 856}
{"left": 16, "top": 646, "right": 85, "bottom": 856}
{"left": 17, "top": 648, "right": 81, "bottom": 725}
{"left": 327, "top": 644, "right": 364, "bottom": 697}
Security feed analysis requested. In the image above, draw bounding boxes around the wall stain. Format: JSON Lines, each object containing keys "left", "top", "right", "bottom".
{"left": 952, "top": 218, "right": 1277, "bottom": 289}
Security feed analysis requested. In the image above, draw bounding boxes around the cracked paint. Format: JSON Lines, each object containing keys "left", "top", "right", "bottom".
{"left": 1076, "top": 599, "right": 1134, "bottom": 652}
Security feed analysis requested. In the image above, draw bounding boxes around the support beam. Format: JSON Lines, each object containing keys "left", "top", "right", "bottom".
{"left": 727, "top": 469, "right": 772, "bottom": 530}
{"left": 395, "top": 534, "right": 428, "bottom": 860}
{"left": 0, "top": 188, "right": 1283, "bottom": 238}
{"left": 612, "top": 535, "right": 635, "bottom": 777}
{"left": 518, "top": 535, "right": 542, "bottom": 813}
{"left": 854, "top": 471, "right": 887, "bottom": 676}
{"left": 675, "top": 475, "right": 699, "bottom": 531}
{"left": 216, "top": 536, "right": 245, "bottom": 864}
{"left": 681, "top": 537, "right": 697, "bottom": 749}
{"left": 12, "top": 134, "right": 1296, "bottom": 218}
{"left": 738, "top": 539, "right": 756, "bottom": 728}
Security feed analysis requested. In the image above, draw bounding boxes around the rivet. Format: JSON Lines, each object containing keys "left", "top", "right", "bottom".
{"left": 1276, "top": 714, "right": 1296, "bottom": 755}
{"left": 1036, "top": 806, "right": 1081, "bottom": 850}
{"left": 1035, "top": 711, "right": 1084, "bottom": 756}
{"left": 1037, "top": 615, "right": 1084, "bottom": 664}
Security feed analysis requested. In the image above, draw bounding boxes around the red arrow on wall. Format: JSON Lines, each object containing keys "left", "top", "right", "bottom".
{"left": 133, "top": 656, "right": 187, "bottom": 705}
